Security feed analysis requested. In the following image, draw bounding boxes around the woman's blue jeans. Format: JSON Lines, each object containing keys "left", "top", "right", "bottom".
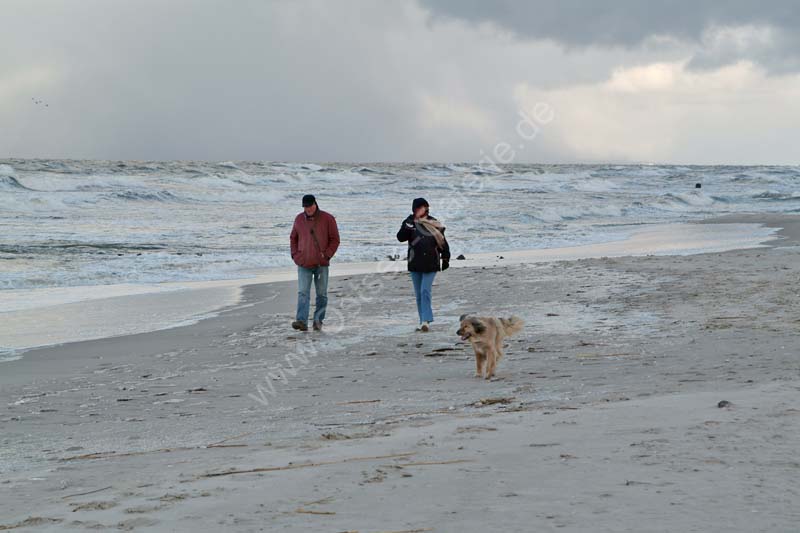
{"left": 410, "top": 271, "right": 436, "bottom": 323}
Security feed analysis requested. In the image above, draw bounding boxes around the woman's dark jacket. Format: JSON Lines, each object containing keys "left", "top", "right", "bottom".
{"left": 396, "top": 214, "right": 451, "bottom": 272}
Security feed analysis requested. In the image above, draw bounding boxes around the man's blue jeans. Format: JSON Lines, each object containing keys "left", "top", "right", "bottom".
{"left": 296, "top": 266, "right": 329, "bottom": 324}
{"left": 410, "top": 271, "right": 436, "bottom": 323}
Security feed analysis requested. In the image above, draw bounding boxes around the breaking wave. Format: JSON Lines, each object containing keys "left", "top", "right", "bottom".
{"left": 2, "top": 158, "right": 799, "bottom": 291}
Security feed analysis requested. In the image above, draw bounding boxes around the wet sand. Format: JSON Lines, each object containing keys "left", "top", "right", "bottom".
{"left": 1, "top": 215, "right": 799, "bottom": 532}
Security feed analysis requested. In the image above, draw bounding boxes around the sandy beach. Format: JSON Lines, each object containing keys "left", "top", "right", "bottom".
{"left": 1, "top": 214, "right": 799, "bottom": 532}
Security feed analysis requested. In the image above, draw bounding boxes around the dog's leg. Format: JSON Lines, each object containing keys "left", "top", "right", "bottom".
{"left": 475, "top": 350, "right": 485, "bottom": 378}
{"left": 484, "top": 348, "right": 497, "bottom": 380}
{"left": 495, "top": 330, "right": 504, "bottom": 362}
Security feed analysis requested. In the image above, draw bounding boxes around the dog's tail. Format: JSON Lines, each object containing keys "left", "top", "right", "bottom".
{"left": 499, "top": 316, "right": 524, "bottom": 337}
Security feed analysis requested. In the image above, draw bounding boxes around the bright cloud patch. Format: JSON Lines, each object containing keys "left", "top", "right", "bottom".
{"left": 515, "top": 61, "right": 800, "bottom": 163}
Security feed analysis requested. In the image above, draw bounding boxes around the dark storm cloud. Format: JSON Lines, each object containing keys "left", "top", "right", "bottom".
{"left": 421, "top": 0, "right": 800, "bottom": 72}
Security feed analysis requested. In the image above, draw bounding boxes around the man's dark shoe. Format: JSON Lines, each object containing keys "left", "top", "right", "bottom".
{"left": 312, "top": 321, "right": 323, "bottom": 332}
{"left": 292, "top": 320, "right": 308, "bottom": 331}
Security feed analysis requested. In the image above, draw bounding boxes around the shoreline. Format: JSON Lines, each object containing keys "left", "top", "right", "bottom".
{"left": 0, "top": 217, "right": 781, "bottom": 361}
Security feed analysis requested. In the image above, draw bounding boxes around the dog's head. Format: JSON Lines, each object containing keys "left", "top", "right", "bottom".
{"left": 457, "top": 314, "right": 486, "bottom": 341}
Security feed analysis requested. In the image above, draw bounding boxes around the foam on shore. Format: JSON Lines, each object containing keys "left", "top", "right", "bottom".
{"left": 0, "top": 221, "right": 778, "bottom": 361}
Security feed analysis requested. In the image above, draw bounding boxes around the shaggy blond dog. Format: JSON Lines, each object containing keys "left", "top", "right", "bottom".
{"left": 457, "top": 314, "right": 524, "bottom": 379}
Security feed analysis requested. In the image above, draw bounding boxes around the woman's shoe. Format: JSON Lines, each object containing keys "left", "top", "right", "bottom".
{"left": 420, "top": 321, "right": 430, "bottom": 332}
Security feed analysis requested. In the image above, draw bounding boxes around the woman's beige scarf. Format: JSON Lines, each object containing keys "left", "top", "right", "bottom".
{"left": 416, "top": 217, "right": 446, "bottom": 249}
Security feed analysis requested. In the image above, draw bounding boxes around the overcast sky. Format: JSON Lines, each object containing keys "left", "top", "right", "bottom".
{"left": 2, "top": 0, "right": 799, "bottom": 164}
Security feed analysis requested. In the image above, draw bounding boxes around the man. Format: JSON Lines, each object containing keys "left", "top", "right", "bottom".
{"left": 290, "top": 194, "right": 340, "bottom": 331}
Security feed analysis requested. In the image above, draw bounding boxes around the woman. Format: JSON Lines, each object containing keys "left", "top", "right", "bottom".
{"left": 396, "top": 197, "right": 450, "bottom": 332}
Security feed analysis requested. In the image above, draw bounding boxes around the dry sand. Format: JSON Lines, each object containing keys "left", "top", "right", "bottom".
{"left": 1, "top": 215, "right": 799, "bottom": 532}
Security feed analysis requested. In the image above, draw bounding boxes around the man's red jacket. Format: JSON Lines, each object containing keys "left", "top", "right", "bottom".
{"left": 290, "top": 209, "right": 340, "bottom": 268}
